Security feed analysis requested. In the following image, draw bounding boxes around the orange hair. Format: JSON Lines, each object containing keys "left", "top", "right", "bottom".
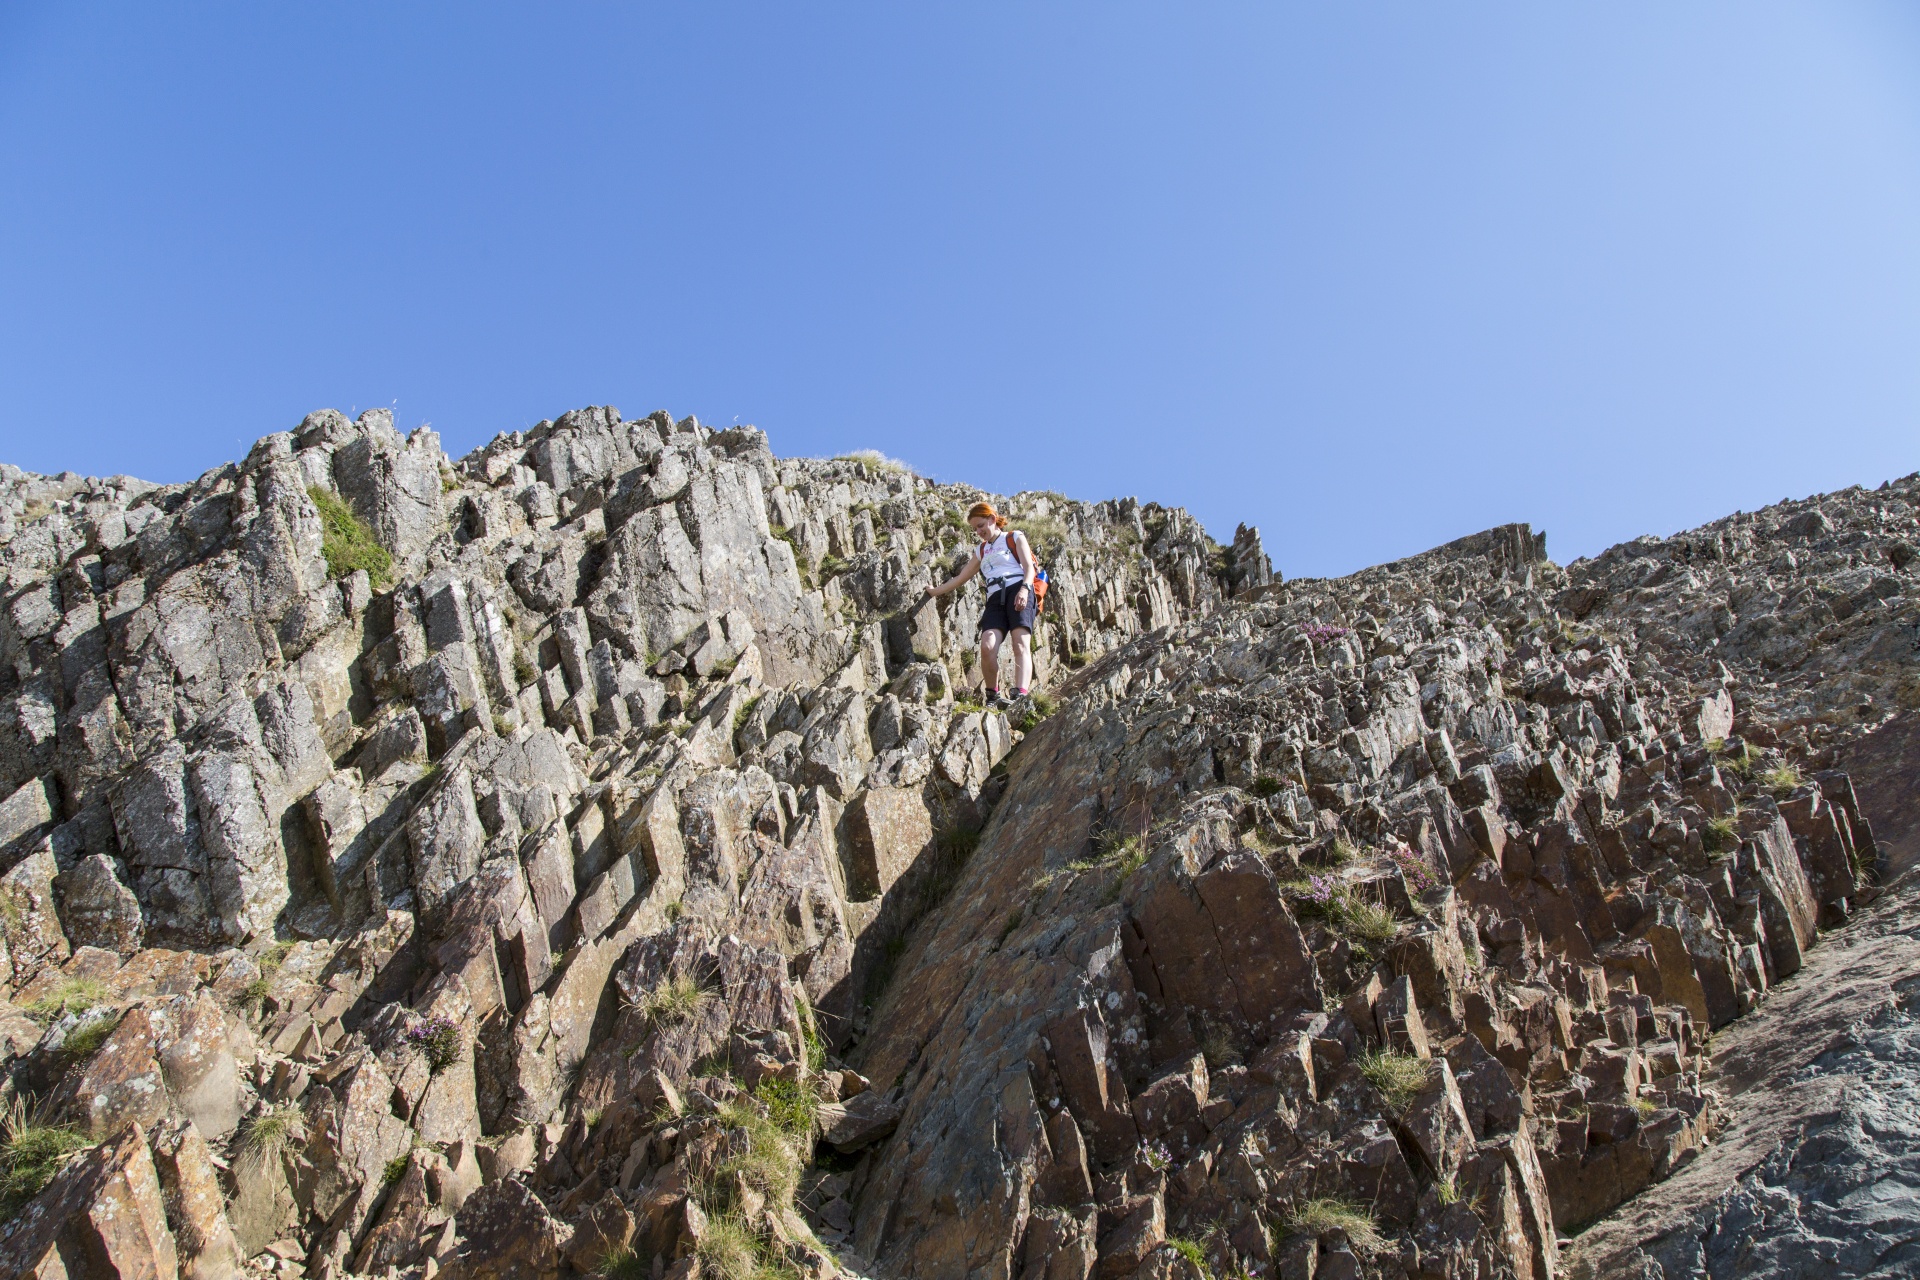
{"left": 967, "top": 501, "right": 1008, "bottom": 529}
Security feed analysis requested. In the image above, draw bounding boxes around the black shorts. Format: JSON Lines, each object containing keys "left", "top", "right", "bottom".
{"left": 979, "top": 583, "right": 1039, "bottom": 635}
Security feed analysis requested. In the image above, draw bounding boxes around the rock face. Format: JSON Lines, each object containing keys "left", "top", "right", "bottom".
{"left": 0, "top": 411, "right": 1915, "bottom": 1280}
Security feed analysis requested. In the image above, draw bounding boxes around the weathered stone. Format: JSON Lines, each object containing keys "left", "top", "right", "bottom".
{"left": 150, "top": 1117, "right": 244, "bottom": 1280}
{"left": 55, "top": 853, "right": 145, "bottom": 954}
{"left": 0, "top": 1124, "right": 178, "bottom": 1280}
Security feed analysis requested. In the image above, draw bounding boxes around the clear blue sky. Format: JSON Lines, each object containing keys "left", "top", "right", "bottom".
{"left": 3, "top": 4, "right": 1918, "bottom": 578}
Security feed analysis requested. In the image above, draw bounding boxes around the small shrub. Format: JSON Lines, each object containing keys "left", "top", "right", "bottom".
{"left": 24, "top": 977, "right": 110, "bottom": 1024}
{"left": 1250, "top": 775, "right": 1284, "bottom": 798}
{"left": 1359, "top": 1048, "right": 1431, "bottom": 1113}
{"left": 1632, "top": 1096, "right": 1659, "bottom": 1118}
{"left": 1141, "top": 1138, "right": 1172, "bottom": 1172}
{"left": 405, "top": 1015, "right": 464, "bottom": 1072}
{"left": 1284, "top": 1198, "right": 1383, "bottom": 1252}
{"left": 0, "top": 1095, "right": 90, "bottom": 1217}
{"left": 381, "top": 1153, "right": 410, "bottom": 1187}
{"left": 816, "top": 554, "right": 849, "bottom": 580}
{"left": 514, "top": 650, "right": 539, "bottom": 688}
{"left": 663, "top": 899, "right": 685, "bottom": 924}
{"left": 1066, "top": 647, "right": 1090, "bottom": 670}
{"left": 308, "top": 487, "right": 393, "bottom": 587}
{"left": 633, "top": 973, "right": 713, "bottom": 1028}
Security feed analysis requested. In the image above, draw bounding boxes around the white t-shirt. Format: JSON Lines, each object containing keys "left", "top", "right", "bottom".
{"left": 976, "top": 531, "right": 1027, "bottom": 590}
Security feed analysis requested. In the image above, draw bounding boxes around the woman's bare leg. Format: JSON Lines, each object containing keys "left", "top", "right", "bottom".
{"left": 979, "top": 629, "right": 1003, "bottom": 691}
{"left": 1010, "top": 628, "right": 1033, "bottom": 692}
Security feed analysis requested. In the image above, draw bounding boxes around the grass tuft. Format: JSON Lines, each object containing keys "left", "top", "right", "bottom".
{"left": 0, "top": 1095, "right": 91, "bottom": 1217}
{"left": 236, "top": 1105, "right": 305, "bottom": 1165}
{"left": 594, "top": 1247, "right": 653, "bottom": 1280}
{"left": 59, "top": 1012, "right": 119, "bottom": 1064}
{"left": 711, "top": 1097, "right": 804, "bottom": 1211}
{"left": 796, "top": 993, "right": 827, "bottom": 1074}
{"left": 1166, "top": 1234, "right": 1210, "bottom": 1275}
{"left": 1763, "top": 765, "right": 1802, "bottom": 794}
{"left": 632, "top": 972, "right": 715, "bottom": 1028}
{"left": 1013, "top": 692, "right": 1058, "bottom": 734}
{"left": 834, "top": 449, "right": 911, "bottom": 478}
{"left": 1283, "top": 1198, "right": 1384, "bottom": 1252}
{"left": 308, "top": 487, "right": 393, "bottom": 587}
{"left": 1358, "top": 1048, "right": 1431, "bottom": 1113}
{"left": 24, "top": 977, "right": 110, "bottom": 1024}
{"left": 1702, "top": 815, "right": 1741, "bottom": 856}
{"left": 695, "top": 1211, "right": 799, "bottom": 1280}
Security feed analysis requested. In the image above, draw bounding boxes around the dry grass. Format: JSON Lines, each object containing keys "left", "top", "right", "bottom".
{"left": 0, "top": 1095, "right": 90, "bottom": 1217}
{"left": 834, "top": 449, "right": 912, "bottom": 478}
{"left": 632, "top": 972, "right": 715, "bottom": 1027}
{"left": 1284, "top": 1198, "right": 1384, "bottom": 1252}
{"left": 1359, "top": 1048, "right": 1431, "bottom": 1113}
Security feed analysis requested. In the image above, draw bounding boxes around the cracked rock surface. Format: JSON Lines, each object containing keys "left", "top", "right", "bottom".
{"left": 0, "top": 406, "right": 1916, "bottom": 1280}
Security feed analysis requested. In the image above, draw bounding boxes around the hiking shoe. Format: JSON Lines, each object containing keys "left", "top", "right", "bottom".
{"left": 984, "top": 689, "right": 1005, "bottom": 708}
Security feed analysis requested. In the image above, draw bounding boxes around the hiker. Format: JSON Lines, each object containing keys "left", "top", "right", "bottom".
{"left": 924, "top": 501, "right": 1039, "bottom": 705}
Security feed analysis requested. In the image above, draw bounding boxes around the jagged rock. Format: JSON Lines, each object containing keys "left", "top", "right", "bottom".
{"left": 55, "top": 852, "right": 146, "bottom": 954}
{"left": 5, "top": 411, "right": 1917, "bottom": 1280}
{"left": 0, "top": 1124, "right": 178, "bottom": 1280}
{"left": 437, "top": 1177, "right": 569, "bottom": 1280}
{"left": 150, "top": 1117, "right": 245, "bottom": 1280}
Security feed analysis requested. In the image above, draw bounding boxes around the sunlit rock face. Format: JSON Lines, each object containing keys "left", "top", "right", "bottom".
{"left": 2, "top": 408, "right": 1916, "bottom": 1280}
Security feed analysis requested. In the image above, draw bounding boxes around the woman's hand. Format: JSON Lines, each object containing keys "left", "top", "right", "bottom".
{"left": 1013, "top": 586, "right": 1029, "bottom": 609}
{"left": 923, "top": 585, "right": 938, "bottom": 599}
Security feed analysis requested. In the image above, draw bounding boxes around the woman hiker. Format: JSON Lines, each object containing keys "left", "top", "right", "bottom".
{"left": 924, "top": 501, "right": 1038, "bottom": 706}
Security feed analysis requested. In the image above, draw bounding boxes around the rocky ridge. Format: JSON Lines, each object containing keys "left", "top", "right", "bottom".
{"left": 0, "top": 406, "right": 1913, "bottom": 1280}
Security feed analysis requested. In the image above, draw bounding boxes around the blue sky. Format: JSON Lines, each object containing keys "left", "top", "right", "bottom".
{"left": 2, "top": 4, "right": 1918, "bottom": 578}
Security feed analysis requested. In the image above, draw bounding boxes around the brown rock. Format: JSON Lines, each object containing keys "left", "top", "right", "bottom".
{"left": 438, "top": 1177, "right": 568, "bottom": 1280}
{"left": 821, "top": 1087, "right": 904, "bottom": 1153}
{"left": 845, "top": 786, "right": 935, "bottom": 901}
{"left": 156, "top": 990, "right": 239, "bottom": 1140}
{"left": 0, "top": 1123, "right": 179, "bottom": 1280}
{"left": 1095, "top": 1192, "right": 1164, "bottom": 1278}
{"left": 149, "top": 1118, "right": 243, "bottom": 1280}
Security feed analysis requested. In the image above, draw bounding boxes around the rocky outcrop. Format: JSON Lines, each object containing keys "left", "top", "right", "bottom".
{"left": 0, "top": 411, "right": 1914, "bottom": 1280}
